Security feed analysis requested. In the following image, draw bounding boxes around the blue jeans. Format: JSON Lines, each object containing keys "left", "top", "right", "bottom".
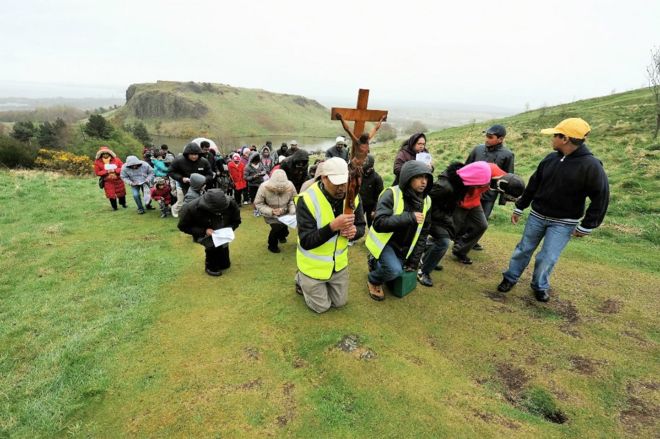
{"left": 421, "top": 236, "right": 451, "bottom": 275}
{"left": 368, "top": 244, "right": 404, "bottom": 286}
{"left": 131, "top": 184, "right": 150, "bottom": 210}
{"left": 503, "top": 214, "right": 575, "bottom": 291}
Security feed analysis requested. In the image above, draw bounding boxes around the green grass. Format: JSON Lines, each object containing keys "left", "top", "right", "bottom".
{"left": 1, "top": 88, "right": 659, "bottom": 437}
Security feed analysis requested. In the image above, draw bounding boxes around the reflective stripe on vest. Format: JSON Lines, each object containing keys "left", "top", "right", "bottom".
{"left": 296, "top": 181, "right": 359, "bottom": 280}
{"left": 365, "top": 186, "right": 431, "bottom": 260}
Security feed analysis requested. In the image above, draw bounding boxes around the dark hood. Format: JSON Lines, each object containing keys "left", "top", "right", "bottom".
{"left": 183, "top": 142, "right": 202, "bottom": 156}
{"left": 198, "top": 189, "right": 229, "bottom": 212}
{"left": 248, "top": 151, "right": 261, "bottom": 164}
{"left": 561, "top": 144, "right": 593, "bottom": 160}
{"left": 189, "top": 173, "right": 206, "bottom": 192}
{"left": 401, "top": 133, "right": 426, "bottom": 154}
{"left": 399, "top": 160, "right": 434, "bottom": 199}
{"left": 289, "top": 148, "right": 309, "bottom": 163}
{"left": 363, "top": 154, "right": 375, "bottom": 171}
{"left": 260, "top": 145, "right": 271, "bottom": 155}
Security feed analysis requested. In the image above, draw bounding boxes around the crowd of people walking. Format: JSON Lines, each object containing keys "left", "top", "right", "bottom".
{"left": 94, "top": 117, "right": 609, "bottom": 312}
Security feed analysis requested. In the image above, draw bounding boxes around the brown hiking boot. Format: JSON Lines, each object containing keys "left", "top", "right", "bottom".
{"left": 367, "top": 281, "right": 385, "bottom": 301}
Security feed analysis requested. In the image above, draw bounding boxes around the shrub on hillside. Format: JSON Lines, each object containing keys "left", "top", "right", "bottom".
{"left": 0, "top": 135, "right": 39, "bottom": 168}
{"left": 11, "top": 121, "right": 37, "bottom": 142}
{"left": 405, "top": 120, "right": 428, "bottom": 135}
{"left": 69, "top": 126, "right": 143, "bottom": 160}
{"left": 34, "top": 149, "right": 92, "bottom": 175}
{"left": 84, "top": 114, "right": 113, "bottom": 139}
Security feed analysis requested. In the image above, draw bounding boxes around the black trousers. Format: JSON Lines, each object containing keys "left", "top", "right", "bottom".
{"left": 248, "top": 185, "right": 259, "bottom": 204}
{"left": 268, "top": 223, "right": 289, "bottom": 249}
{"left": 364, "top": 204, "right": 376, "bottom": 228}
{"left": 233, "top": 188, "right": 244, "bottom": 205}
{"left": 205, "top": 245, "right": 231, "bottom": 271}
{"left": 453, "top": 205, "right": 488, "bottom": 257}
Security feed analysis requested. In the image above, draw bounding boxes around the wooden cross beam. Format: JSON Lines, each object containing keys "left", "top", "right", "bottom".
{"left": 330, "top": 89, "right": 388, "bottom": 138}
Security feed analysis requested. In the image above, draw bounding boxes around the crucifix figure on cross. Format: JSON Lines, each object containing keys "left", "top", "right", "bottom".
{"left": 331, "top": 89, "right": 388, "bottom": 214}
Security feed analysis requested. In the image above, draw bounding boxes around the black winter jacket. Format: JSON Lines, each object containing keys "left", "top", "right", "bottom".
{"left": 168, "top": 143, "right": 214, "bottom": 193}
{"left": 281, "top": 149, "right": 310, "bottom": 193}
{"left": 373, "top": 160, "right": 433, "bottom": 266}
{"left": 466, "top": 143, "right": 515, "bottom": 205}
{"left": 359, "top": 156, "right": 384, "bottom": 209}
{"left": 428, "top": 164, "right": 468, "bottom": 239}
{"left": 515, "top": 145, "right": 609, "bottom": 233}
{"left": 178, "top": 189, "right": 241, "bottom": 246}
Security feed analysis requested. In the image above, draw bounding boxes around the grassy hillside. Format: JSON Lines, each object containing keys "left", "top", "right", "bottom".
{"left": 113, "top": 81, "right": 338, "bottom": 141}
{"left": 370, "top": 88, "right": 660, "bottom": 248}
{"left": 1, "top": 88, "right": 658, "bottom": 437}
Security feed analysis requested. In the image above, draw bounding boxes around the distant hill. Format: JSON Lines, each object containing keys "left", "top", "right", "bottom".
{"left": 112, "top": 81, "right": 338, "bottom": 141}
{"left": 0, "top": 97, "right": 123, "bottom": 112}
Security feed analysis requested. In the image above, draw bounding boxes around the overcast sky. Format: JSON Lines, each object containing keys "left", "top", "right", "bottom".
{"left": 1, "top": 0, "right": 658, "bottom": 111}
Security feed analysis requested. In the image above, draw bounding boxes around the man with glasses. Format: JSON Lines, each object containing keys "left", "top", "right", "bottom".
{"left": 462, "top": 124, "right": 515, "bottom": 251}
{"left": 497, "top": 118, "right": 609, "bottom": 302}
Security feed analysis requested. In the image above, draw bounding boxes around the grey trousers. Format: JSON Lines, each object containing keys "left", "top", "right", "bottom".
{"left": 453, "top": 205, "right": 488, "bottom": 257}
{"left": 296, "top": 268, "right": 349, "bottom": 314}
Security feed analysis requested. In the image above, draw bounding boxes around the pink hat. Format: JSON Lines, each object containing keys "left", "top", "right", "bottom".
{"left": 232, "top": 153, "right": 240, "bottom": 160}
{"left": 456, "top": 161, "right": 491, "bottom": 186}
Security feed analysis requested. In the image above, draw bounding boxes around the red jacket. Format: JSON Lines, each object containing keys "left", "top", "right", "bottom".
{"left": 150, "top": 185, "right": 172, "bottom": 205}
{"left": 94, "top": 157, "right": 126, "bottom": 199}
{"left": 228, "top": 161, "right": 247, "bottom": 190}
{"left": 459, "top": 163, "right": 506, "bottom": 209}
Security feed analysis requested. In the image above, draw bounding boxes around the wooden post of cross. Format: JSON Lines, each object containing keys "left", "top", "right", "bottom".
{"left": 331, "top": 89, "right": 388, "bottom": 214}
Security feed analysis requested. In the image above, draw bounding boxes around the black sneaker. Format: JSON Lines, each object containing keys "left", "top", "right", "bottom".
{"left": 205, "top": 268, "right": 222, "bottom": 277}
{"left": 367, "top": 255, "right": 377, "bottom": 272}
{"left": 534, "top": 289, "right": 550, "bottom": 302}
{"left": 497, "top": 278, "right": 515, "bottom": 293}
{"left": 268, "top": 246, "right": 281, "bottom": 253}
{"left": 278, "top": 237, "right": 287, "bottom": 243}
{"left": 137, "top": 209, "right": 145, "bottom": 214}
{"left": 453, "top": 252, "right": 472, "bottom": 265}
{"left": 417, "top": 271, "right": 433, "bottom": 287}
{"left": 434, "top": 264, "right": 444, "bottom": 271}
{"left": 472, "top": 243, "right": 484, "bottom": 251}
{"left": 146, "top": 204, "right": 156, "bottom": 210}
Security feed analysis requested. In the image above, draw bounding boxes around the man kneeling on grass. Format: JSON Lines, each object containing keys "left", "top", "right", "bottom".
{"left": 295, "top": 158, "right": 366, "bottom": 313}
{"left": 177, "top": 189, "right": 242, "bottom": 276}
{"left": 366, "top": 160, "right": 432, "bottom": 301}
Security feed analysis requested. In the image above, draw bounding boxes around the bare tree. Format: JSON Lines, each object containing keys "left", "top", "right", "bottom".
{"left": 647, "top": 46, "right": 660, "bottom": 139}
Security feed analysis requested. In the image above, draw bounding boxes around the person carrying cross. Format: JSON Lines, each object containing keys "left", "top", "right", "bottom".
{"left": 294, "top": 158, "right": 366, "bottom": 313}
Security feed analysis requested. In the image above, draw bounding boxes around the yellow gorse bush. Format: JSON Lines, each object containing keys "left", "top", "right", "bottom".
{"left": 34, "top": 149, "right": 93, "bottom": 175}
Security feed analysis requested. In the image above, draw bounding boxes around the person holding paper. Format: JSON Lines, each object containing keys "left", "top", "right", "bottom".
{"left": 254, "top": 169, "right": 297, "bottom": 253}
{"left": 177, "top": 189, "right": 242, "bottom": 276}
{"left": 392, "top": 133, "right": 431, "bottom": 186}
{"left": 295, "top": 158, "right": 366, "bottom": 313}
{"left": 94, "top": 146, "right": 127, "bottom": 210}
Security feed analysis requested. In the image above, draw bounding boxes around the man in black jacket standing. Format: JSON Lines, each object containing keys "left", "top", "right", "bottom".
{"left": 464, "top": 124, "right": 515, "bottom": 250}
{"left": 497, "top": 118, "right": 609, "bottom": 302}
{"left": 169, "top": 142, "right": 214, "bottom": 217}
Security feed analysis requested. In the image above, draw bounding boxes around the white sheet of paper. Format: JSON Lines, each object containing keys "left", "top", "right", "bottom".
{"left": 415, "top": 152, "right": 432, "bottom": 166}
{"left": 104, "top": 163, "right": 117, "bottom": 170}
{"left": 278, "top": 214, "right": 297, "bottom": 229}
{"left": 211, "top": 227, "right": 235, "bottom": 247}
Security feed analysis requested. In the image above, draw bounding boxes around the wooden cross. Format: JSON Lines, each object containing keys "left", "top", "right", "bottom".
{"left": 331, "top": 89, "right": 388, "bottom": 139}
{"left": 331, "top": 89, "right": 388, "bottom": 215}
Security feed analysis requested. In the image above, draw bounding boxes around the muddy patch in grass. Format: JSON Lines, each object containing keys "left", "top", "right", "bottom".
{"left": 598, "top": 298, "right": 622, "bottom": 314}
{"left": 238, "top": 378, "right": 263, "bottom": 391}
{"left": 549, "top": 299, "right": 580, "bottom": 324}
{"left": 335, "top": 335, "right": 377, "bottom": 361}
{"left": 494, "top": 363, "right": 568, "bottom": 424}
{"left": 276, "top": 382, "right": 296, "bottom": 427}
{"left": 497, "top": 363, "right": 529, "bottom": 394}
{"left": 473, "top": 410, "right": 520, "bottom": 429}
{"left": 620, "top": 382, "right": 660, "bottom": 434}
{"left": 569, "top": 356, "right": 599, "bottom": 375}
{"left": 292, "top": 357, "right": 307, "bottom": 369}
{"left": 244, "top": 347, "right": 260, "bottom": 360}
{"left": 484, "top": 290, "right": 508, "bottom": 303}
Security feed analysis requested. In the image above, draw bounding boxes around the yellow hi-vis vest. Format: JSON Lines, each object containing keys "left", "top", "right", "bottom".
{"left": 365, "top": 186, "right": 431, "bottom": 259}
{"left": 296, "top": 181, "right": 360, "bottom": 280}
